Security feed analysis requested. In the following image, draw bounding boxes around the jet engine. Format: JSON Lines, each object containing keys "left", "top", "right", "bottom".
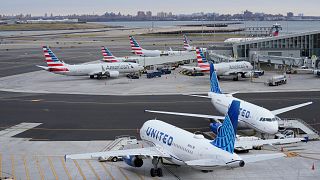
{"left": 107, "top": 71, "right": 120, "bottom": 78}
{"left": 210, "top": 122, "right": 222, "bottom": 134}
{"left": 123, "top": 155, "right": 143, "bottom": 167}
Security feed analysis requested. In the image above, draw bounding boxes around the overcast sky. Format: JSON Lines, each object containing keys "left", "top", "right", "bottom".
{"left": 1, "top": 0, "right": 319, "bottom": 16}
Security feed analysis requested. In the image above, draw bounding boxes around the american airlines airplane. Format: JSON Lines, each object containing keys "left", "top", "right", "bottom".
{"left": 129, "top": 36, "right": 166, "bottom": 57}
{"left": 37, "top": 46, "right": 143, "bottom": 79}
{"left": 66, "top": 100, "right": 284, "bottom": 177}
{"left": 146, "top": 63, "right": 312, "bottom": 135}
{"left": 182, "top": 47, "right": 253, "bottom": 80}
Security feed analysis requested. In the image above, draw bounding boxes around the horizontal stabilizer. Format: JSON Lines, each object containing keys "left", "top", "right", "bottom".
{"left": 271, "top": 102, "right": 313, "bottom": 115}
{"left": 36, "top": 65, "right": 49, "bottom": 70}
{"left": 185, "top": 158, "right": 225, "bottom": 167}
{"left": 145, "top": 110, "right": 224, "bottom": 121}
{"left": 188, "top": 94, "right": 210, "bottom": 98}
{"left": 241, "top": 153, "right": 285, "bottom": 163}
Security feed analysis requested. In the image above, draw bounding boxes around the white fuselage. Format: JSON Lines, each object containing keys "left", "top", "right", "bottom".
{"left": 184, "top": 61, "right": 253, "bottom": 75}
{"left": 209, "top": 92, "right": 279, "bottom": 134}
{"left": 140, "top": 120, "right": 242, "bottom": 170}
{"left": 50, "top": 62, "right": 143, "bottom": 76}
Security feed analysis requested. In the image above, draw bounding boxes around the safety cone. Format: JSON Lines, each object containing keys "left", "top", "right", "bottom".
{"left": 312, "top": 162, "right": 315, "bottom": 170}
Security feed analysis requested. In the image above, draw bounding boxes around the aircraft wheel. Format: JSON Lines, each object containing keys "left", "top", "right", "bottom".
{"left": 157, "top": 168, "right": 163, "bottom": 177}
{"left": 90, "top": 75, "right": 94, "bottom": 79}
{"left": 111, "top": 157, "right": 118, "bottom": 162}
{"left": 150, "top": 168, "right": 156, "bottom": 177}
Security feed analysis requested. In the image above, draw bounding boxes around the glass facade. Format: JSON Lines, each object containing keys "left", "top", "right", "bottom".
{"left": 235, "top": 32, "right": 320, "bottom": 58}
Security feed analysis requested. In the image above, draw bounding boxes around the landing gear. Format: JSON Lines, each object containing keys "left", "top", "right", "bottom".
{"left": 96, "top": 74, "right": 102, "bottom": 79}
{"left": 90, "top": 75, "right": 94, "bottom": 79}
{"left": 150, "top": 157, "right": 163, "bottom": 177}
{"left": 233, "top": 75, "right": 239, "bottom": 81}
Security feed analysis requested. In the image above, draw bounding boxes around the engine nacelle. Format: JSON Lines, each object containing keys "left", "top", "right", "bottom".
{"left": 228, "top": 160, "right": 245, "bottom": 168}
{"left": 108, "top": 71, "right": 120, "bottom": 78}
{"left": 210, "top": 122, "right": 222, "bottom": 134}
{"left": 123, "top": 155, "right": 143, "bottom": 167}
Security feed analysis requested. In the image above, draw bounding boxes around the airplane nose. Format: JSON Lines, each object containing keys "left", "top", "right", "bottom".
{"left": 268, "top": 121, "right": 279, "bottom": 134}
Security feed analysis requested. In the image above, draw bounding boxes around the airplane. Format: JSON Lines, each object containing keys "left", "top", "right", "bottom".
{"left": 129, "top": 36, "right": 166, "bottom": 57}
{"left": 181, "top": 47, "right": 253, "bottom": 81}
{"left": 37, "top": 46, "right": 144, "bottom": 79}
{"left": 183, "top": 34, "right": 196, "bottom": 51}
{"left": 146, "top": 62, "right": 312, "bottom": 136}
{"left": 66, "top": 100, "right": 284, "bottom": 177}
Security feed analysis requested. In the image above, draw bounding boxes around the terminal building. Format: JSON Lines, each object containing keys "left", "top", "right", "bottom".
{"left": 209, "top": 30, "right": 320, "bottom": 68}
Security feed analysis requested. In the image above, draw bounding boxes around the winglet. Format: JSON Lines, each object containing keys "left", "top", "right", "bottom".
{"left": 210, "top": 62, "right": 222, "bottom": 94}
{"left": 211, "top": 100, "right": 240, "bottom": 154}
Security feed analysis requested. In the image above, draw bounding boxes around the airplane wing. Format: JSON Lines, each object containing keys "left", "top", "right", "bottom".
{"left": 66, "top": 146, "right": 171, "bottom": 160}
{"left": 145, "top": 110, "right": 224, "bottom": 120}
{"left": 241, "top": 153, "right": 285, "bottom": 163}
{"left": 181, "top": 66, "right": 207, "bottom": 72}
{"left": 271, "top": 102, "right": 312, "bottom": 115}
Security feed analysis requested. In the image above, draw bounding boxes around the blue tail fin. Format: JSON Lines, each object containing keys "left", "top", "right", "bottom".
{"left": 210, "top": 62, "right": 222, "bottom": 94}
{"left": 210, "top": 100, "right": 240, "bottom": 154}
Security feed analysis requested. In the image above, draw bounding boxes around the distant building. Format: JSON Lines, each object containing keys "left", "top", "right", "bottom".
{"left": 146, "top": 11, "right": 152, "bottom": 17}
{"left": 287, "top": 12, "right": 294, "bottom": 17}
{"left": 137, "top": 11, "right": 146, "bottom": 17}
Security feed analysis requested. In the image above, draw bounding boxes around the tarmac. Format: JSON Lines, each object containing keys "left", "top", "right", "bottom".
{"left": 0, "top": 27, "right": 320, "bottom": 179}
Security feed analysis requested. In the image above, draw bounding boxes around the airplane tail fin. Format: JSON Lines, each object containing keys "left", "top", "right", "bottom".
{"left": 209, "top": 62, "right": 222, "bottom": 94}
{"left": 183, "top": 34, "right": 191, "bottom": 50}
{"left": 42, "top": 46, "right": 68, "bottom": 72}
{"left": 196, "top": 47, "right": 207, "bottom": 64}
{"left": 210, "top": 100, "right": 240, "bottom": 154}
{"left": 129, "top": 36, "right": 143, "bottom": 55}
{"left": 101, "top": 46, "right": 119, "bottom": 62}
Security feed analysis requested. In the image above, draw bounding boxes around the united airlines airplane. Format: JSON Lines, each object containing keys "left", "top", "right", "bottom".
{"left": 66, "top": 100, "right": 284, "bottom": 177}
{"left": 146, "top": 62, "right": 312, "bottom": 135}
{"left": 37, "top": 46, "right": 143, "bottom": 79}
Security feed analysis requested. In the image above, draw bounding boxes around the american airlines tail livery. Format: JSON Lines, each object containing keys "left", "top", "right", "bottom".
{"left": 37, "top": 46, "right": 143, "bottom": 79}
{"left": 129, "top": 36, "right": 164, "bottom": 57}
{"left": 66, "top": 100, "right": 284, "bottom": 177}
{"left": 183, "top": 34, "right": 196, "bottom": 51}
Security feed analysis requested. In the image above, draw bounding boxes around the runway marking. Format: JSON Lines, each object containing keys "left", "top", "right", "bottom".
{"left": 60, "top": 157, "right": 72, "bottom": 180}
{"left": 100, "top": 162, "right": 115, "bottom": 180}
{"left": 133, "top": 170, "right": 144, "bottom": 180}
{"left": 48, "top": 157, "right": 58, "bottom": 180}
{"left": 0, "top": 122, "right": 42, "bottom": 137}
{"left": 11, "top": 155, "right": 15, "bottom": 180}
{"left": 23, "top": 155, "right": 30, "bottom": 180}
{"left": 31, "top": 99, "right": 43, "bottom": 102}
{"left": 34, "top": 156, "right": 45, "bottom": 180}
{"left": 85, "top": 160, "right": 100, "bottom": 180}
{"left": 117, "top": 166, "right": 129, "bottom": 180}
{"left": 73, "top": 160, "right": 86, "bottom": 180}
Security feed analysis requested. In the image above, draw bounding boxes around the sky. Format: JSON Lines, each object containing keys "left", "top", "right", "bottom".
{"left": 1, "top": 0, "right": 319, "bottom": 16}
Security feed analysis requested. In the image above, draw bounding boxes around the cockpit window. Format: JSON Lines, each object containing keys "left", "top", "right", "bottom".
{"left": 260, "top": 117, "right": 277, "bottom": 122}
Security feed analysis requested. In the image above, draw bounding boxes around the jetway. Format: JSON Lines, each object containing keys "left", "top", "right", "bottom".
{"left": 135, "top": 51, "right": 195, "bottom": 67}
